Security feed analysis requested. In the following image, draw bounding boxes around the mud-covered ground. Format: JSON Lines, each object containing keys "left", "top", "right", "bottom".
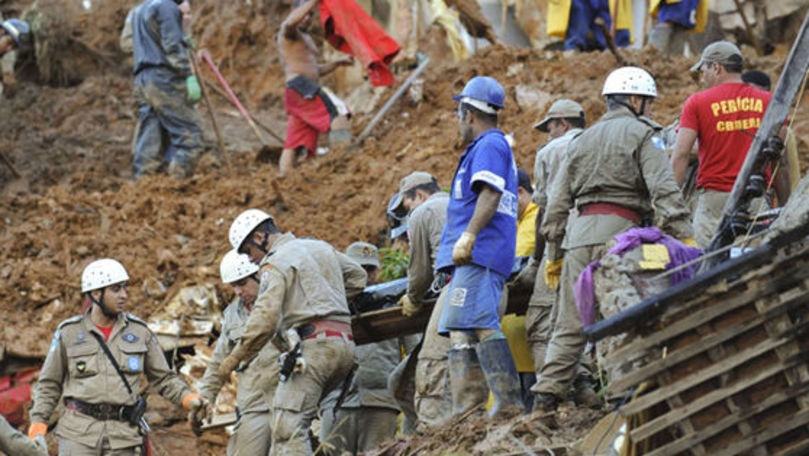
{"left": 2, "top": 0, "right": 808, "bottom": 453}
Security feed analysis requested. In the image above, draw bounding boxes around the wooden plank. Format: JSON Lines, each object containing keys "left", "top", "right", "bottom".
{"left": 606, "top": 272, "right": 809, "bottom": 367}
{"left": 352, "top": 305, "right": 432, "bottom": 345}
{"left": 644, "top": 381, "right": 809, "bottom": 456}
{"left": 628, "top": 356, "right": 806, "bottom": 441}
{"left": 776, "top": 440, "right": 809, "bottom": 456}
{"left": 713, "top": 408, "right": 809, "bottom": 456}
{"left": 621, "top": 335, "right": 795, "bottom": 416}
{"left": 608, "top": 310, "right": 767, "bottom": 394}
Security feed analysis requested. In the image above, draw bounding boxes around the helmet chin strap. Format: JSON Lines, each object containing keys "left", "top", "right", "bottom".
{"left": 244, "top": 225, "right": 273, "bottom": 254}
{"left": 89, "top": 290, "right": 118, "bottom": 319}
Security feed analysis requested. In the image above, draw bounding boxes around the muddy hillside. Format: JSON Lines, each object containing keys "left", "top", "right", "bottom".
{"left": 1, "top": 0, "right": 809, "bottom": 453}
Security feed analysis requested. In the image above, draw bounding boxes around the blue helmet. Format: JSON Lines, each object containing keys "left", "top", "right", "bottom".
{"left": 1, "top": 19, "right": 31, "bottom": 46}
{"left": 452, "top": 76, "right": 505, "bottom": 112}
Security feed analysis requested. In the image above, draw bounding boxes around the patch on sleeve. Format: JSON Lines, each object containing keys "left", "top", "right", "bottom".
{"left": 651, "top": 135, "right": 665, "bottom": 150}
{"left": 471, "top": 170, "right": 506, "bottom": 191}
{"left": 259, "top": 264, "right": 274, "bottom": 294}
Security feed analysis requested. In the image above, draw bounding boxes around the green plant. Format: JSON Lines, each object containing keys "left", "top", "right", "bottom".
{"left": 378, "top": 247, "right": 410, "bottom": 282}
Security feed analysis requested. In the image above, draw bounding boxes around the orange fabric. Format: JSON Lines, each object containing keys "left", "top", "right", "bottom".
{"left": 182, "top": 392, "right": 202, "bottom": 410}
{"left": 28, "top": 422, "right": 47, "bottom": 440}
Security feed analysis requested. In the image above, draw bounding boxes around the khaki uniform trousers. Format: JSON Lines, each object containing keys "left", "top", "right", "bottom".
{"left": 524, "top": 260, "right": 555, "bottom": 374}
{"left": 227, "top": 411, "right": 272, "bottom": 456}
{"left": 414, "top": 286, "right": 452, "bottom": 429}
{"left": 693, "top": 189, "right": 769, "bottom": 249}
{"left": 271, "top": 337, "right": 355, "bottom": 456}
{"left": 325, "top": 407, "right": 398, "bottom": 454}
{"left": 58, "top": 437, "right": 139, "bottom": 456}
{"left": 532, "top": 244, "right": 607, "bottom": 397}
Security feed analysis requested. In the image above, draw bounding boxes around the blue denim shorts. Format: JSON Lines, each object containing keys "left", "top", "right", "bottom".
{"left": 438, "top": 264, "right": 506, "bottom": 335}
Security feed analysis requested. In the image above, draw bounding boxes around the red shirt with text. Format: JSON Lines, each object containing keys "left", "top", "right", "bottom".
{"left": 679, "top": 82, "right": 772, "bottom": 192}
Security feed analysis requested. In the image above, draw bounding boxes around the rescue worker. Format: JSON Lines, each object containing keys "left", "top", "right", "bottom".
{"left": 648, "top": 0, "right": 708, "bottom": 55}
{"left": 534, "top": 67, "right": 694, "bottom": 411}
{"left": 524, "top": 98, "right": 599, "bottom": 407}
{"left": 499, "top": 168, "right": 539, "bottom": 409}
{"left": 278, "top": 0, "right": 354, "bottom": 176}
{"left": 546, "top": 0, "right": 631, "bottom": 51}
{"left": 436, "top": 75, "right": 524, "bottom": 419}
{"left": 131, "top": 0, "right": 203, "bottom": 179}
{"left": 198, "top": 250, "right": 279, "bottom": 455}
{"left": 671, "top": 41, "right": 791, "bottom": 249}
{"left": 28, "top": 258, "right": 209, "bottom": 455}
{"left": 217, "top": 209, "right": 366, "bottom": 455}
{"left": 0, "top": 414, "right": 47, "bottom": 456}
{"left": 320, "top": 242, "right": 401, "bottom": 455}
{"left": 0, "top": 19, "right": 31, "bottom": 94}
{"left": 392, "top": 171, "right": 453, "bottom": 429}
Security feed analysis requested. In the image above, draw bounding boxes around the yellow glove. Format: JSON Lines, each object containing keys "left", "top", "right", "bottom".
{"left": 681, "top": 238, "right": 698, "bottom": 248}
{"left": 544, "top": 259, "right": 563, "bottom": 291}
{"left": 399, "top": 294, "right": 420, "bottom": 316}
{"left": 452, "top": 232, "right": 476, "bottom": 266}
{"left": 28, "top": 422, "right": 47, "bottom": 440}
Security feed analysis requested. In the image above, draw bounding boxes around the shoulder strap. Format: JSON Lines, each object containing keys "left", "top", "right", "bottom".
{"left": 90, "top": 331, "right": 134, "bottom": 396}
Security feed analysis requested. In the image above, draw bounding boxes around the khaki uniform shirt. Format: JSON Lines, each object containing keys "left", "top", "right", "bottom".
{"left": 30, "top": 312, "right": 194, "bottom": 449}
{"left": 532, "top": 128, "right": 583, "bottom": 209}
{"left": 199, "top": 298, "right": 279, "bottom": 414}
{"left": 234, "top": 233, "right": 367, "bottom": 362}
{"left": 406, "top": 192, "right": 449, "bottom": 306}
{"left": 542, "top": 107, "right": 693, "bottom": 258}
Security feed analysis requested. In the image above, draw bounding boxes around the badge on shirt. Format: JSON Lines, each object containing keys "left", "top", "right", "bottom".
{"left": 128, "top": 356, "right": 141, "bottom": 371}
{"left": 122, "top": 333, "right": 138, "bottom": 343}
{"left": 651, "top": 135, "right": 665, "bottom": 150}
{"left": 76, "top": 361, "right": 87, "bottom": 373}
{"left": 76, "top": 331, "right": 85, "bottom": 342}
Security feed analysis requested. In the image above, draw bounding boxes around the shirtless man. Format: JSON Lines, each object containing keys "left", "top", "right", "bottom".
{"left": 279, "top": 0, "right": 353, "bottom": 176}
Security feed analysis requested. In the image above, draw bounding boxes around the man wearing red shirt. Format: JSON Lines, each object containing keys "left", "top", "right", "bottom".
{"left": 671, "top": 41, "right": 790, "bottom": 248}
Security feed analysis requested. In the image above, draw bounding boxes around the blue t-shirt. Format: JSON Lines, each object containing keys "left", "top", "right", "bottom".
{"left": 657, "top": 0, "right": 699, "bottom": 29}
{"left": 436, "top": 129, "right": 518, "bottom": 277}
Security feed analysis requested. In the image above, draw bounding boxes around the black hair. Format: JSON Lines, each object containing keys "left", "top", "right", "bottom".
{"left": 517, "top": 168, "right": 533, "bottom": 194}
{"left": 563, "top": 116, "right": 586, "bottom": 129}
{"left": 719, "top": 54, "right": 743, "bottom": 74}
{"left": 459, "top": 102, "right": 498, "bottom": 126}
{"left": 742, "top": 69, "right": 771, "bottom": 91}
{"left": 404, "top": 180, "right": 441, "bottom": 199}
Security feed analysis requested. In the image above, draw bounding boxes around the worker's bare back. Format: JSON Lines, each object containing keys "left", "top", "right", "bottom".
{"left": 279, "top": 6, "right": 320, "bottom": 82}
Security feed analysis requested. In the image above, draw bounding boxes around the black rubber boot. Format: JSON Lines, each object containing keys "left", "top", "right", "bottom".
{"left": 476, "top": 336, "right": 525, "bottom": 418}
{"left": 448, "top": 347, "right": 488, "bottom": 417}
{"left": 533, "top": 392, "right": 560, "bottom": 413}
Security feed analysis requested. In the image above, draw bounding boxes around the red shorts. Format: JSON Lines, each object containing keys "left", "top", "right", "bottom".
{"left": 284, "top": 87, "right": 332, "bottom": 155}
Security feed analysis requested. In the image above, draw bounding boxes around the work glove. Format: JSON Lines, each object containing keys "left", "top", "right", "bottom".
{"left": 399, "top": 294, "right": 420, "bottom": 317}
{"left": 681, "top": 238, "right": 698, "bottom": 248}
{"left": 184, "top": 34, "right": 197, "bottom": 50}
{"left": 186, "top": 75, "right": 201, "bottom": 104}
{"left": 544, "top": 258, "right": 563, "bottom": 291}
{"left": 452, "top": 232, "right": 476, "bottom": 266}
{"left": 184, "top": 394, "right": 212, "bottom": 436}
{"left": 28, "top": 422, "right": 47, "bottom": 440}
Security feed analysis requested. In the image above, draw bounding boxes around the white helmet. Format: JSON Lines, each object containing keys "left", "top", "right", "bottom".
{"left": 81, "top": 259, "right": 130, "bottom": 293}
{"left": 220, "top": 249, "right": 259, "bottom": 284}
{"left": 229, "top": 209, "right": 273, "bottom": 250}
{"left": 602, "top": 66, "right": 657, "bottom": 98}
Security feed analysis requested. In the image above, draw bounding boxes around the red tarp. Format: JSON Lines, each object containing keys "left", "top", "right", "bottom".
{"left": 319, "top": 0, "right": 400, "bottom": 86}
{"left": 0, "top": 368, "right": 39, "bottom": 426}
